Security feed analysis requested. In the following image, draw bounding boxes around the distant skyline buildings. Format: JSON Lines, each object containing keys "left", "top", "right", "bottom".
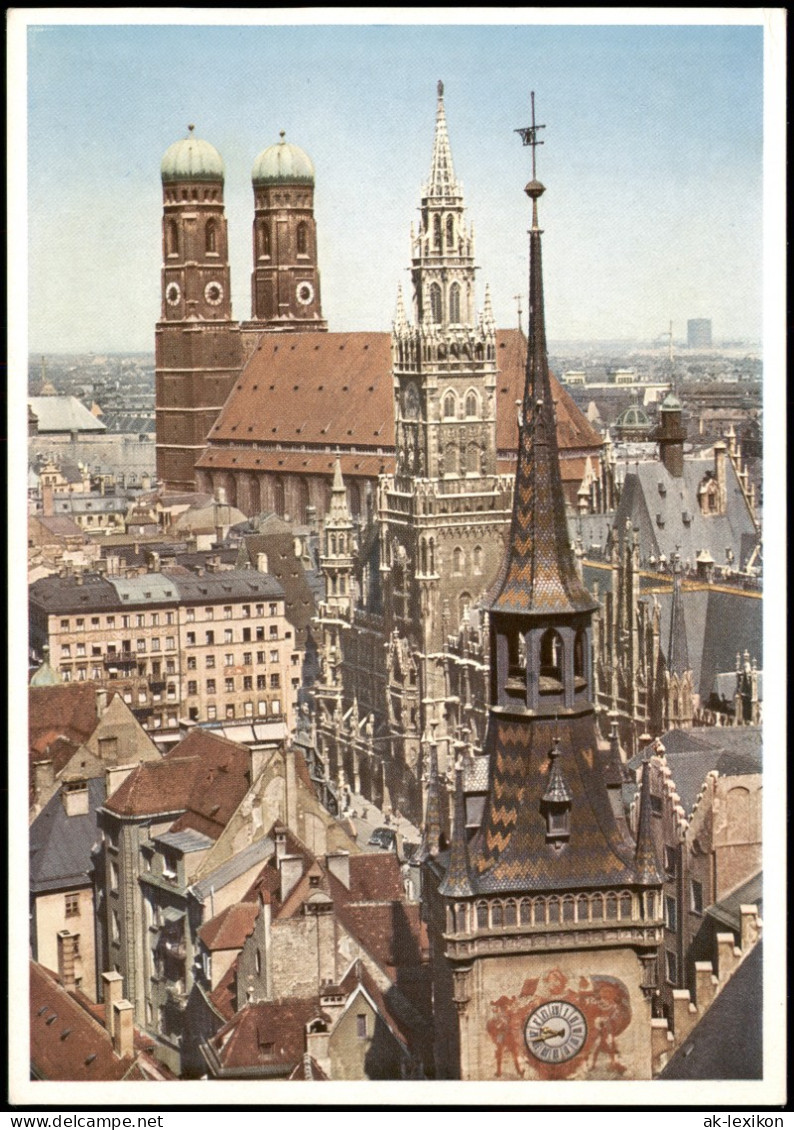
{"left": 18, "top": 15, "right": 769, "bottom": 354}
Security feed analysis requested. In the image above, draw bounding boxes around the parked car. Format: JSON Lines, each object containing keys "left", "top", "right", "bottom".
{"left": 367, "top": 826, "right": 397, "bottom": 850}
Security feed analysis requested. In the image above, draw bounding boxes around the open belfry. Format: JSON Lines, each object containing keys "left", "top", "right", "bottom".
{"left": 422, "top": 98, "right": 664, "bottom": 1081}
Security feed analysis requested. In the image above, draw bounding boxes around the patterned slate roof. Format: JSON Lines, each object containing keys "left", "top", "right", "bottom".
{"left": 468, "top": 713, "right": 638, "bottom": 894}
{"left": 488, "top": 227, "right": 596, "bottom": 617}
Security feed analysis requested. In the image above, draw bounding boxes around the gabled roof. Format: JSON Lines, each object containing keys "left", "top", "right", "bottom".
{"left": 28, "top": 397, "right": 106, "bottom": 434}
{"left": 30, "top": 777, "right": 105, "bottom": 893}
{"left": 204, "top": 997, "right": 321, "bottom": 1076}
{"left": 198, "top": 902, "right": 260, "bottom": 951}
{"left": 629, "top": 727, "right": 762, "bottom": 816}
{"left": 197, "top": 329, "right": 601, "bottom": 482}
{"left": 706, "top": 870, "right": 762, "bottom": 932}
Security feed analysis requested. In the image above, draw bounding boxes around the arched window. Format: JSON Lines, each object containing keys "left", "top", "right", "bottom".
{"left": 574, "top": 629, "right": 587, "bottom": 680}
{"left": 620, "top": 892, "right": 633, "bottom": 920}
{"left": 455, "top": 904, "right": 467, "bottom": 933}
{"left": 576, "top": 894, "right": 590, "bottom": 922}
{"left": 547, "top": 897, "right": 560, "bottom": 924}
{"left": 540, "top": 628, "right": 564, "bottom": 680}
{"left": 296, "top": 221, "right": 308, "bottom": 255}
{"left": 446, "top": 214, "right": 455, "bottom": 248}
{"left": 466, "top": 441, "right": 479, "bottom": 474}
{"left": 591, "top": 894, "right": 604, "bottom": 920}
{"left": 562, "top": 896, "right": 575, "bottom": 923}
{"left": 532, "top": 899, "right": 546, "bottom": 926}
{"left": 166, "top": 219, "right": 178, "bottom": 256}
{"left": 297, "top": 479, "right": 310, "bottom": 523}
{"left": 205, "top": 219, "right": 217, "bottom": 254}
{"left": 606, "top": 893, "right": 619, "bottom": 920}
{"left": 504, "top": 900, "right": 517, "bottom": 927}
{"left": 452, "top": 547, "right": 464, "bottom": 575}
{"left": 465, "top": 390, "right": 478, "bottom": 418}
{"left": 476, "top": 901, "right": 488, "bottom": 929}
{"left": 430, "top": 283, "right": 442, "bottom": 324}
{"left": 444, "top": 442, "right": 458, "bottom": 475}
{"left": 491, "top": 902, "right": 503, "bottom": 928}
{"left": 443, "top": 391, "right": 457, "bottom": 418}
{"left": 449, "top": 282, "right": 461, "bottom": 323}
{"left": 519, "top": 899, "right": 532, "bottom": 925}
{"left": 473, "top": 546, "right": 483, "bottom": 575}
{"left": 274, "top": 479, "right": 285, "bottom": 518}
{"left": 433, "top": 215, "right": 442, "bottom": 251}
{"left": 260, "top": 223, "right": 271, "bottom": 257}
{"left": 459, "top": 592, "right": 471, "bottom": 622}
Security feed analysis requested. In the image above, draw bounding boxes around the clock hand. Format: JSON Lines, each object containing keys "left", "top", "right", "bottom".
{"left": 531, "top": 1026, "right": 566, "bottom": 1042}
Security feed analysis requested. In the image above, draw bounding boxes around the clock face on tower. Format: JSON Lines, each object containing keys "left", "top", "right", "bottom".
{"left": 296, "top": 281, "right": 315, "bottom": 306}
{"left": 524, "top": 1001, "right": 588, "bottom": 1064}
{"left": 204, "top": 281, "right": 224, "bottom": 306}
{"left": 165, "top": 281, "right": 181, "bottom": 307}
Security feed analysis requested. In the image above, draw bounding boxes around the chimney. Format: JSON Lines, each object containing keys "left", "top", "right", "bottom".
{"left": 33, "top": 759, "right": 55, "bottom": 803}
{"left": 325, "top": 851, "right": 350, "bottom": 890}
{"left": 274, "top": 824, "right": 288, "bottom": 861}
{"left": 57, "top": 929, "right": 80, "bottom": 993}
{"left": 61, "top": 779, "right": 90, "bottom": 817}
{"left": 105, "top": 763, "right": 136, "bottom": 799}
{"left": 96, "top": 687, "right": 108, "bottom": 718}
{"left": 112, "top": 1000, "right": 135, "bottom": 1059}
{"left": 101, "top": 970, "right": 124, "bottom": 1041}
{"left": 256, "top": 552, "right": 269, "bottom": 574}
{"left": 279, "top": 854, "right": 304, "bottom": 903}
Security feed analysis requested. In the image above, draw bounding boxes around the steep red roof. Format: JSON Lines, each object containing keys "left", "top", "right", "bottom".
{"left": 198, "top": 902, "right": 259, "bottom": 951}
{"left": 104, "top": 728, "right": 250, "bottom": 824}
{"left": 347, "top": 853, "right": 404, "bottom": 902}
{"left": 206, "top": 998, "right": 322, "bottom": 1074}
{"left": 29, "top": 683, "right": 98, "bottom": 761}
{"left": 30, "top": 963, "right": 169, "bottom": 1082}
{"left": 197, "top": 329, "right": 602, "bottom": 486}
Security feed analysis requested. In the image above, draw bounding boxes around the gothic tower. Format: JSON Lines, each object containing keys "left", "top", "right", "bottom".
{"left": 379, "top": 81, "right": 513, "bottom": 819}
{"left": 423, "top": 101, "right": 663, "bottom": 1082}
{"left": 155, "top": 126, "right": 242, "bottom": 490}
{"left": 245, "top": 132, "right": 327, "bottom": 333}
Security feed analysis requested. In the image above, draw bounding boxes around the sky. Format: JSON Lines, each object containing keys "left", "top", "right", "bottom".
{"left": 18, "top": 12, "right": 769, "bottom": 355}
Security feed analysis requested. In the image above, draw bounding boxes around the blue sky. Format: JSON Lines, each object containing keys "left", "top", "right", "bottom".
{"left": 22, "top": 15, "right": 766, "bottom": 353}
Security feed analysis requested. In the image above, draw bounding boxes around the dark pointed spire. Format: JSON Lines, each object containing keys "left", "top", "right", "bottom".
{"left": 489, "top": 97, "right": 595, "bottom": 618}
{"left": 418, "top": 741, "right": 442, "bottom": 860}
{"left": 439, "top": 759, "right": 473, "bottom": 896}
{"left": 667, "top": 557, "right": 690, "bottom": 676}
{"left": 634, "top": 755, "right": 662, "bottom": 885}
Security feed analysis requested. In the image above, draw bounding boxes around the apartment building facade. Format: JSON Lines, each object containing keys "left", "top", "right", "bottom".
{"left": 29, "top": 567, "right": 298, "bottom": 736}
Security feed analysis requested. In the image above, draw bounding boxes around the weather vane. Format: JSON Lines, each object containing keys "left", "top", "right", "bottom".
{"left": 515, "top": 91, "right": 545, "bottom": 180}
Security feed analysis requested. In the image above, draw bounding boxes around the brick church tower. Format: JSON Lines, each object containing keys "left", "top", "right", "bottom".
{"left": 422, "top": 100, "right": 664, "bottom": 1081}
{"left": 155, "top": 127, "right": 242, "bottom": 490}
{"left": 244, "top": 131, "right": 327, "bottom": 333}
{"left": 378, "top": 81, "right": 513, "bottom": 818}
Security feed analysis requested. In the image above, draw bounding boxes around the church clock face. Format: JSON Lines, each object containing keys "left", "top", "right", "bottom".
{"left": 204, "top": 280, "right": 224, "bottom": 306}
{"left": 165, "top": 281, "right": 181, "bottom": 306}
{"left": 525, "top": 1001, "right": 587, "bottom": 1064}
{"left": 296, "top": 281, "right": 314, "bottom": 306}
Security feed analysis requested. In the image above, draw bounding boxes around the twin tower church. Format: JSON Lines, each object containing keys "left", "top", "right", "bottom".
{"left": 154, "top": 86, "right": 663, "bottom": 1080}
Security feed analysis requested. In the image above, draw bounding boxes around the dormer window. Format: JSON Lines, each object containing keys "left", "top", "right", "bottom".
{"left": 542, "top": 739, "right": 572, "bottom": 847}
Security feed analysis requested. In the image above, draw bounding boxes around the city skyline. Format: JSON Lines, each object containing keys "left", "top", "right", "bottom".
{"left": 19, "top": 15, "right": 766, "bottom": 354}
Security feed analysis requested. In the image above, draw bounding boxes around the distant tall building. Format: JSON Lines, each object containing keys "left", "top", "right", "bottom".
{"left": 687, "top": 319, "right": 712, "bottom": 349}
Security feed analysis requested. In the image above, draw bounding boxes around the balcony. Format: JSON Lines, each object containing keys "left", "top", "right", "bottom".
{"left": 104, "top": 651, "right": 137, "bottom": 669}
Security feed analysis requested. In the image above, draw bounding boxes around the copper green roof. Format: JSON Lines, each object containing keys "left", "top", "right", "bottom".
{"left": 161, "top": 129, "right": 224, "bottom": 183}
{"left": 252, "top": 133, "right": 314, "bottom": 185}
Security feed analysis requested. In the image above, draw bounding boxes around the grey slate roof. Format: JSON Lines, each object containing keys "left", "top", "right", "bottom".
{"left": 659, "top": 941, "right": 762, "bottom": 1079}
{"left": 189, "top": 836, "right": 274, "bottom": 904}
{"left": 30, "top": 569, "right": 285, "bottom": 614}
{"left": 30, "top": 777, "right": 105, "bottom": 893}
{"left": 706, "top": 870, "right": 763, "bottom": 932}
{"left": 613, "top": 456, "right": 758, "bottom": 572}
{"left": 155, "top": 828, "right": 215, "bottom": 854}
{"left": 628, "top": 727, "right": 762, "bottom": 815}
